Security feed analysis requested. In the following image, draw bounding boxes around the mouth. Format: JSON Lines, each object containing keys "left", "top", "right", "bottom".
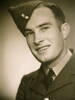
{"left": 36, "top": 45, "right": 50, "bottom": 52}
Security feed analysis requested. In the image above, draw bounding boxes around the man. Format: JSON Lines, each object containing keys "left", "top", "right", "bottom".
{"left": 9, "top": 0, "right": 75, "bottom": 100}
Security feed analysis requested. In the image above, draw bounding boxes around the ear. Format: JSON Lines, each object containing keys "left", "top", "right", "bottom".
{"left": 61, "top": 23, "right": 70, "bottom": 39}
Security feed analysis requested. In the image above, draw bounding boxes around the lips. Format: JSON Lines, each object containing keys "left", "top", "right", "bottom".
{"left": 36, "top": 45, "right": 50, "bottom": 52}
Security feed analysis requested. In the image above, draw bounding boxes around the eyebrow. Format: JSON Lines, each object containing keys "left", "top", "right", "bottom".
{"left": 36, "top": 22, "right": 51, "bottom": 28}
{"left": 25, "top": 22, "right": 51, "bottom": 31}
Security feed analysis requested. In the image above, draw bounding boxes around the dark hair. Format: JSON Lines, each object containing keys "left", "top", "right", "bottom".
{"left": 34, "top": 1, "right": 66, "bottom": 24}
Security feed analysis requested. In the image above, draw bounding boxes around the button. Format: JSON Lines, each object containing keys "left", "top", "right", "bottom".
{"left": 44, "top": 97, "right": 49, "bottom": 100}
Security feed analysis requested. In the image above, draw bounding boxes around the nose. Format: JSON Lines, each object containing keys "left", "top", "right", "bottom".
{"left": 34, "top": 31, "right": 43, "bottom": 44}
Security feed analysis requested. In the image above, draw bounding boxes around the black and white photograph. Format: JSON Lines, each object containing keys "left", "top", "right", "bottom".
{"left": 0, "top": 0, "right": 75, "bottom": 100}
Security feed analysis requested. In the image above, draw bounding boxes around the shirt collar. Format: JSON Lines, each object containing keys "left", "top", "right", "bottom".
{"left": 52, "top": 49, "right": 72, "bottom": 76}
{"left": 41, "top": 49, "right": 72, "bottom": 77}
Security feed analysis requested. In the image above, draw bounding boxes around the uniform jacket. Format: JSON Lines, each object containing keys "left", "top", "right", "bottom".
{"left": 16, "top": 54, "right": 75, "bottom": 100}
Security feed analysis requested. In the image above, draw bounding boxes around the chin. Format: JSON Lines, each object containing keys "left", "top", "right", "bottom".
{"left": 31, "top": 50, "right": 60, "bottom": 63}
{"left": 36, "top": 56, "right": 53, "bottom": 63}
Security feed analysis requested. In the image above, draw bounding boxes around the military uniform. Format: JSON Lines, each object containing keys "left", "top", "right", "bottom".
{"left": 16, "top": 53, "right": 75, "bottom": 100}
{"left": 8, "top": 0, "right": 75, "bottom": 100}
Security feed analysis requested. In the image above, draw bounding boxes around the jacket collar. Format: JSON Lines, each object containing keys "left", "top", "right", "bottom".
{"left": 30, "top": 67, "right": 47, "bottom": 95}
{"left": 30, "top": 54, "right": 75, "bottom": 95}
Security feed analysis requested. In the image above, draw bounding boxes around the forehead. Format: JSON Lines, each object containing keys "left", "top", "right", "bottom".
{"left": 26, "top": 7, "right": 56, "bottom": 29}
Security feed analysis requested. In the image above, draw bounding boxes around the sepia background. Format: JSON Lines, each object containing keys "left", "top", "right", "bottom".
{"left": 0, "top": 0, "right": 75, "bottom": 100}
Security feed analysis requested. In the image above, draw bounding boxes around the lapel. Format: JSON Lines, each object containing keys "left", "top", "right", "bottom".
{"left": 30, "top": 54, "right": 75, "bottom": 95}
{"left": 30, "top": 67, "right": 47, "bottom": 95}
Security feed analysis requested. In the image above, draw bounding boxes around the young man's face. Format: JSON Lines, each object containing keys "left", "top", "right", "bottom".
{"left": 25, "top": 7, "right": 65, "bottom": 63}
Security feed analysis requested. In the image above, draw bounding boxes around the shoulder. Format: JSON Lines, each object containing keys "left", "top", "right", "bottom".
{"left": 68, "top": 53, "right": 75, "bottom": 66}
{"left": 17, "top": 68, "right": 40, "bottom": 92}
{"left": 21, "top": 68, "right": 40, "bottom": 83}
{"left": 68, "top": 53, "right": 75, "bottom": 73}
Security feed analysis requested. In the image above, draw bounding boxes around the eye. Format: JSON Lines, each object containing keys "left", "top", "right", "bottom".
{"left": 41, "top": 26, "right": 50, "bottom": 32}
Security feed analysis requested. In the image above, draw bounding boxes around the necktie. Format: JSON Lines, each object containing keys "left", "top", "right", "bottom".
{"left": 45, "top": 68, "right": 55, "bottom": 89}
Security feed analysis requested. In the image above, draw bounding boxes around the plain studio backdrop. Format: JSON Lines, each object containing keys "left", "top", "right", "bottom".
{"left": 0, "top": 0, "right": 75, "bottom": 100}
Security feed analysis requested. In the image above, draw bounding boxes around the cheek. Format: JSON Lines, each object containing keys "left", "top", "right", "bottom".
{"left": 52, "top": 29, "right": 63, "bottom": 41}
{"left": 54, "top": 35, "right": 64, "bottom": 51}
{"left": 45, "top": 27, "right": 60, "bottom": 39}
{"left": 48, "top": 31, "right": 64, "bottom": 48}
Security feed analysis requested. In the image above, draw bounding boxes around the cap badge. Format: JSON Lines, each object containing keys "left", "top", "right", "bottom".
{"left": 21, "top": 13, "right": 29, "bottom": 19}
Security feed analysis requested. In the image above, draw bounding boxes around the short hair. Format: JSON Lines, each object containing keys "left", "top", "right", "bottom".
{"left": 35, "top": 2, "right": 66, "bottom": 24}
